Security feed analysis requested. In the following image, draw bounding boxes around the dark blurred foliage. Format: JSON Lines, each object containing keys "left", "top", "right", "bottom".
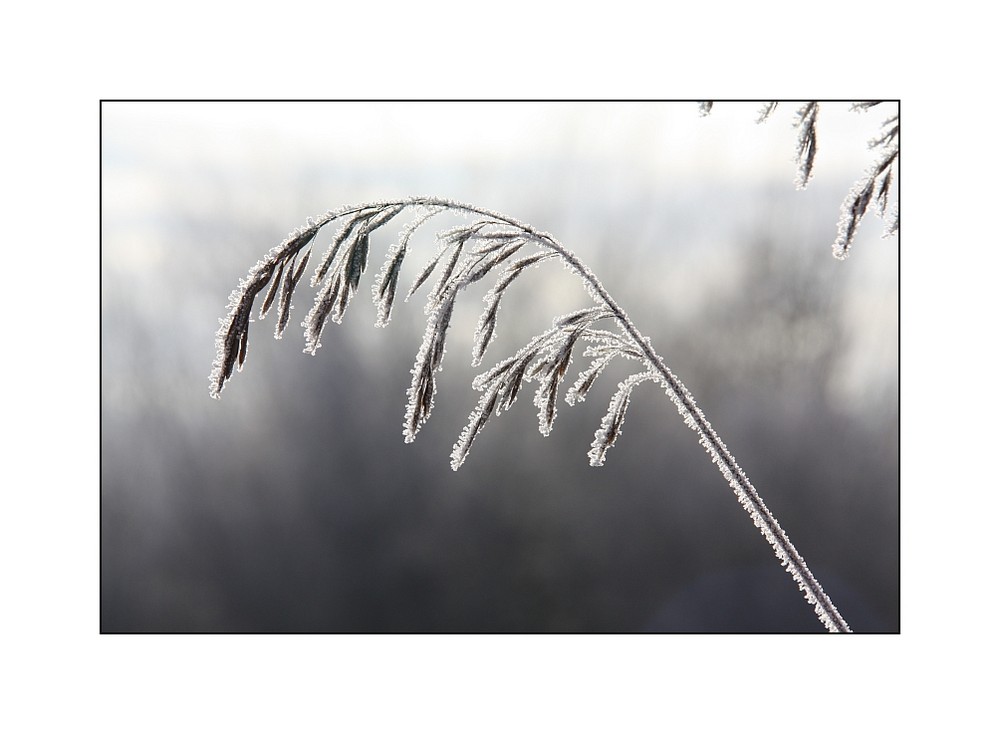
{"left": 102, "top": 220, "right": 897, "bottom": 633}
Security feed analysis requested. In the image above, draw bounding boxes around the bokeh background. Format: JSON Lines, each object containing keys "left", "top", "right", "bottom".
{"left": 101, "top": 101, "right": 898, "bottom": 633}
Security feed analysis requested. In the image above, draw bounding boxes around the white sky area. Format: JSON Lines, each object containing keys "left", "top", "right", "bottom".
{"left": 105, "top": 100, "right": 885, "bottom": 182}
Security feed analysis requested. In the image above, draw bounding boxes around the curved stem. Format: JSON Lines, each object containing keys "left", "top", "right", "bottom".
{"left": 311, "top": 197, "right": 852, "bottom": 632}
{"left": 535, "top": 234, "right": 850, "bottom": 633}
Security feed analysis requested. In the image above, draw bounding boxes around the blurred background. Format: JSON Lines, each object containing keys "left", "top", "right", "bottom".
{"left": 101, "top": 101, "right": 898, "bottom": 633}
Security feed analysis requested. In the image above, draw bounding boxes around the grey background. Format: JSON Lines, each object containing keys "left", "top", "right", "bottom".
{"left": 101, "top": 101, "right": 898, "bottom": 632}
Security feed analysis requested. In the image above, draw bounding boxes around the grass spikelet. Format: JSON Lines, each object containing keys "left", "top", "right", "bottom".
{"left": 365, "top": 204, "right": 406, "bottom": 236}
{"left": 276, "top": 250, "right": 307, "bottom": 338}
{"left": 875, "top": 167, "right": 894, "bottom": 217}
{"left": 833, "top": 178, "right": 875, "bottom": 260}
{"left": 794, "top": 102, "right": 819, "bottom": 189}
{"left": 471, "top": 251, "right": 557, "bottom": 366}
{"left": 466, "top": 238, "right": 525, "bottom": 284}
{"left": 588, "top": 372, "right": 655, "bottom": 466}
{"left": 430, "top": 236, "right": 466, "bottom": 305}
{"left": 210, "top": 269, "right": 270, "bottom": 397}
{"left": 756, "top": 102, "right": 778, "bottom": 123}
{"left": 450, "top": 383, "right": 502, "bottom": 470}
{"left": 312, "top": 210, "right": 371, "bottom": 287}
{"left": 259, "top": 258, "right": 286, "bottom": 319}
{"left": 302, "top": 275, "right": 338, "bottom": 353}
{"left": 374, "top": 248, "right": 406, "bottom": 327}
{"left": 345, "top": 228, "right": 370, "bottom": 296}
{"left": 565, "top": 351, "right": 616, "bottom": 405}
{"left": 406, "top": 242, "right": 450, "bottom": 301}
{"left": 404, "top": 285, "right": 458, "bottom": 442}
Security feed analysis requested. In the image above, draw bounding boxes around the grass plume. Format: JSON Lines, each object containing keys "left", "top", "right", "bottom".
{"left": 210, "top": 196, "right": 853, "bottom": 633}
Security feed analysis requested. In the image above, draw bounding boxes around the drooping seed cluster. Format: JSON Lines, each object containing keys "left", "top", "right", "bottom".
{"left": 210, "top": 196, "right": 854, "bottom": 632}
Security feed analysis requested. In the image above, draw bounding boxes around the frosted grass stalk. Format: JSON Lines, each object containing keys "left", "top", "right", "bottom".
{"left": 211, "top": 196, "right": 852, "bottom": 633}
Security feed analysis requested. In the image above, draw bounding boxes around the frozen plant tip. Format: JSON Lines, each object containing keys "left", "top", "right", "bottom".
{"left": 210, "top": 196, "right": 852, "bottom": 633}
{"left": 833, "top": 110, "right": 899, "bottom": 259}
{"left": 701, "top": 101, "right": 899, "bottom": 258}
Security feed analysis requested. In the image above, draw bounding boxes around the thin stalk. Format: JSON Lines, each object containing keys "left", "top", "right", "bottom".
{"left": 531, "top": 231, "right": 851, "bottom": 633}
{"left": 391, "top": 197, "right": 851, "bottom": 632}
